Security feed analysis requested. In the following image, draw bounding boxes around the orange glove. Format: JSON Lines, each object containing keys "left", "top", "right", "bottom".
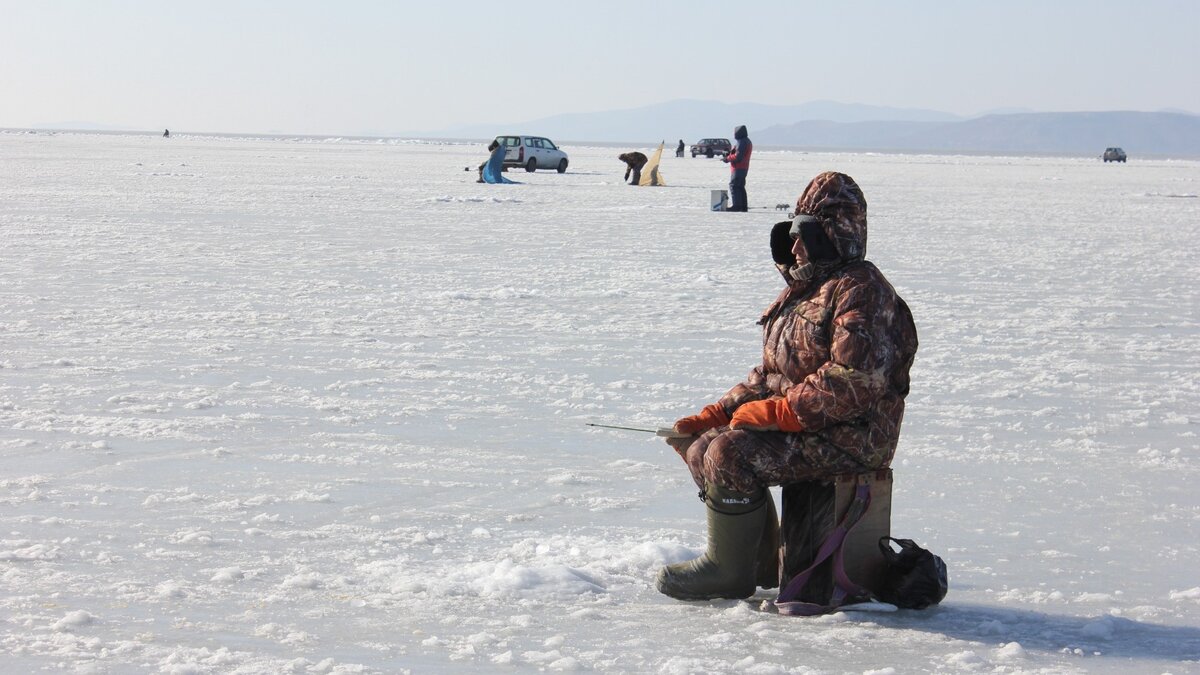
{"left": 729, "top": 398, "right": 803, "bottom": 432}
{"left": 673, "top": 403, "right": 730, "bottom": 435}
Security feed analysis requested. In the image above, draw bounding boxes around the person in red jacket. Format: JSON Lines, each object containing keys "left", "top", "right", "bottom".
{"left": 722, "top": 125, "right": 752, "bottom": 211}
{"left": 656, "top": 171, "right": 918, "bottom": 601}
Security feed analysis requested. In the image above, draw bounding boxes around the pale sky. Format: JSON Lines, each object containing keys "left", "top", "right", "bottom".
{"left": 2, "top": 0, "right": 1197, "bottom": 135}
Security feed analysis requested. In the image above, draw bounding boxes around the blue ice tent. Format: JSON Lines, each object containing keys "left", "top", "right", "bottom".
{"left": 481, "top": 143, "right": 513, "bottom": 184}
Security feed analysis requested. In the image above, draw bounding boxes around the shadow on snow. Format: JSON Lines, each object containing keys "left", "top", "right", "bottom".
{"left": 873, "top": 602, "right": 1200, "bottom": 664}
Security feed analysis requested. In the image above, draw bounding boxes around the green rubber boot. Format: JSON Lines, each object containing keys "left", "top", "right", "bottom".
{"left": 757, "top": 489, "right": 780, "bottom": 590}
{"left": 656, "top": 483, "right": 770, "bottom": 600}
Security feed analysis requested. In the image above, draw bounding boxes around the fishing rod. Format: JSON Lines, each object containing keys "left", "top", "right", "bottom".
{"left": 585, "top": 423, "right": 692, "bottom": 439}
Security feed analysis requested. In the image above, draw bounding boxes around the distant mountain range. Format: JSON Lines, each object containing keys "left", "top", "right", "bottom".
{"left": 25, "top": 100, "right": 1200, "bottom": 158}
{"left": 423, "top": 99, "right": 1200, "bottom": 158}
{"left": 426, "top": 99, "right": 962, "bottom": 142}
{"left": 757, "top": 111, "right": 1200, "bottom": 157}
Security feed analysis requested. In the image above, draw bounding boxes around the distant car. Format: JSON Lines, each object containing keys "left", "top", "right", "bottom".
{"left": 691, "top": 138, "right": 732, "bottom": 158}
{"left": 1103, "top": 147, "right": 1127, "bottom": 163}
{"left": 494, "top": 135, "right": 569, "bottom": 173}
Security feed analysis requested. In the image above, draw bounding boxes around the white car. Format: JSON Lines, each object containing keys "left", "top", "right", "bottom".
{"left": 495, "top": 135, "right": 569, "bottom": 173}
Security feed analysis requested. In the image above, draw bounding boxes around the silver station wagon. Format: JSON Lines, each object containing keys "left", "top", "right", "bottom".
{"left": 494, "top": 135, "right": 569, "bottom": 173}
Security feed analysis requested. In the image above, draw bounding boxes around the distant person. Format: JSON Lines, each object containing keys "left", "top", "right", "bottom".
{"left": 722, "top": 125, "right": 752, "bottom": 211}
{"left": 618, "top": 151, "right": 648, "bottom": 185}
{"left": 676, "top": 139, "right": 685, "bottom": 157}
{"left": 477, "top": 139, "right": 501, "bottom": 183}
{"left": 163, "top": 129, "right": 170, "bottom": 138}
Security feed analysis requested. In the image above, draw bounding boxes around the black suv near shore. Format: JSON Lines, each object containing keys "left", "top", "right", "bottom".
{"left": 691, "top": 138, "right": 732, "bottom": 158}
{"left": 1103, "top": 147, "right": 1127, "bottom": 163}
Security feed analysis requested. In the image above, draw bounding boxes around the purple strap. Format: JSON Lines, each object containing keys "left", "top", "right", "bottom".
{"left": 774, "top": 481, "right": 872, "bottom": 616}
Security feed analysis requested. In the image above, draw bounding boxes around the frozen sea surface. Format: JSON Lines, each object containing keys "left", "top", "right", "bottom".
{"left": 1, "top": 131, "right": 1198, "bottom": 673}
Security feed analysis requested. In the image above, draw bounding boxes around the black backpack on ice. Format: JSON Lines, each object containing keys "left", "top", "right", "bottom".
{"left": 874, "top": 537, "right": 948, "bottom": 609}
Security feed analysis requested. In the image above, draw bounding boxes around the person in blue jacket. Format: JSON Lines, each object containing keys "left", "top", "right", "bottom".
{"left": 723, "top": 125, "right": 753, "bottom": 212}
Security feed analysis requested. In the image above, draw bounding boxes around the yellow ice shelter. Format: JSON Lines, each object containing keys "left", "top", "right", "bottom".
{"left": 638, "top": 142, "right": 666, "bottom": 186}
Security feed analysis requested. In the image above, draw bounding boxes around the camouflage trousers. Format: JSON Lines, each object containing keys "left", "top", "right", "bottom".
{"left": 683, "top": 428, "right": 872, "bottom": 494}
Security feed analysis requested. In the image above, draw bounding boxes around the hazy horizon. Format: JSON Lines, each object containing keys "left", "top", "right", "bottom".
{"left": 11, "top": 100, "right": 1200, "bottom": 142}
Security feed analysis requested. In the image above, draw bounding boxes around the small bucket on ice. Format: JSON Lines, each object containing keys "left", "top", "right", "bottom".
{"left": 710, "top": 189, "right": 729, "bottom": 212}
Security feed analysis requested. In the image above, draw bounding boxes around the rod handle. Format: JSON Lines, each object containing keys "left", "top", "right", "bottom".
{"left": 655, "top": 427, "right": 693, "bottom": 439}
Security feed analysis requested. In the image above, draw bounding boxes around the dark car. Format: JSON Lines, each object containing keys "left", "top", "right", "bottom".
{"left": 690, "top": 138, "right": 732, "bottom": 158}
{"left": 1103, "top": 147, "right": 1127, "bottom": 163}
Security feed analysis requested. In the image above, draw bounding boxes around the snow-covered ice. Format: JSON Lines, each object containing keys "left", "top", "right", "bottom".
{"left": 1, "top": 131, "right": 1198, "bottom": 673}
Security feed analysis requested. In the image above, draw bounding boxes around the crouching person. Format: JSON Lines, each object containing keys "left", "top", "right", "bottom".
{"left": 658, "top": 172, "right": 918, "bottom": 600}
{"left": 618, "top": 151, "right": 647, "bottom": 185}
{"left": 477, "top": 139, "right": 501, "bottom": 183}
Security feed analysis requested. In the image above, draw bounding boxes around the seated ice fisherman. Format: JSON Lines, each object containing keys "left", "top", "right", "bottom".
{"left": 657, "top": 172, "right": 919, "bottom": 601}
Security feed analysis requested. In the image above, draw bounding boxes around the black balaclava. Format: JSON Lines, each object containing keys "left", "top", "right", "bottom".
{"left": 770, "top": 216, "right": 840, "bottom": 283}
{"left": 798, "top": 219, "right": 839, "bottom": 262}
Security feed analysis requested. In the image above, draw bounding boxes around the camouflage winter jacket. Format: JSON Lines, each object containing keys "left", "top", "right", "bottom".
{"left": 717, "top": 172, "right": 918, "bottom": 469}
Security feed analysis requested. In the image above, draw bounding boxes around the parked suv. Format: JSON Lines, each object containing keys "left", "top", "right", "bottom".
{"left": 691, "top": 138, "right": 732, "bottom": 158}
{"left": 1102, "top": 147, "right": 1127, "bottom": 163}
{"left": 494, "top": 135, "right": 569, "bottom": 173}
